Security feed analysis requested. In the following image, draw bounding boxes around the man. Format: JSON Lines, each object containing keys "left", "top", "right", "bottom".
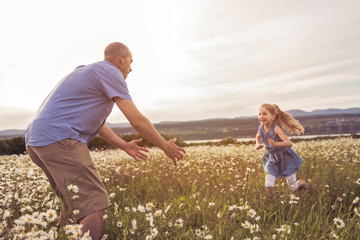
{"left": 25, "top": 42, "right": 186, "bottom": 239}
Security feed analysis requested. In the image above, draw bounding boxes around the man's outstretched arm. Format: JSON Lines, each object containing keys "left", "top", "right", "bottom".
{"left": 98, "top": 124, "right": 148, "bottom": 162}
{"left": 113, "top": 97, "right": 186, "bottom": 166}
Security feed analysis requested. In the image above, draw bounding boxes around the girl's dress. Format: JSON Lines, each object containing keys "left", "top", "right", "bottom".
{"left": 258, "top": 123, "right": 303, "bottom": 178}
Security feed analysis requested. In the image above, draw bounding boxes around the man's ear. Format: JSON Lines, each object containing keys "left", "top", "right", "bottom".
{"left": 118, "top": 55, "right": 125, "bottom": 64}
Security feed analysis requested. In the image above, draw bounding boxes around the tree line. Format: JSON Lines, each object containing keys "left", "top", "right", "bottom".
{"left": 0, "top": 134, "right": 188, "bottom": 155}
{"left": 1, "top": 133, "right": 359, "bottom": 156}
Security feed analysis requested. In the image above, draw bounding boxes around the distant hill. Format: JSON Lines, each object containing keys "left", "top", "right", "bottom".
{"left": 0, "top": 129, "right": 25, "bottom": 140}
{"left": 287, "top": 108, "right": 360, "bottom": 116}
{"left": 0, "top": 107, "right": 359, "bottom": 140}
{"left": 106, "top": 122, "right": 131, "bottom": 128}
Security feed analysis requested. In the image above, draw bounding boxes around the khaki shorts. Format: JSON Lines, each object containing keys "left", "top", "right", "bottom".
{"left": 26, "top": 139, "right": 110, "bottom": 219}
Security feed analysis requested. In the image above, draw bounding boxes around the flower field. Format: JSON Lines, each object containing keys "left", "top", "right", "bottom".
{"left": 1, "top": 137, "right": 360, "bottom": 239}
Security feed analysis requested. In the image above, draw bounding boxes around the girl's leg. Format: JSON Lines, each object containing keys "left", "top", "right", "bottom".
{"left": 265, "top": 174, "right": 277, "bottom": 199}
{"left": 265, "top": 174, "right": 276, "bottom": 188}
{"left": 286, "top": 173, "right": 299, "bottom": 191}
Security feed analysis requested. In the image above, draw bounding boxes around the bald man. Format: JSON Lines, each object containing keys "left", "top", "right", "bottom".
{"left": 25, "top": 42, "right": 185, "bottom": 239}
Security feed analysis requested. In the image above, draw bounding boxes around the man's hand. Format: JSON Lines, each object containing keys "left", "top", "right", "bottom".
{"left": 123, "top": 138, "right": 149, "bottom": 162}
{"left": 255, "top": 143, "right": 263, "bottom": 150}
{"left": 113, "top": 98, "right": 186, "bottom": 165}
{"left": 164, "top": 138, "right": 186, "bottom": 166}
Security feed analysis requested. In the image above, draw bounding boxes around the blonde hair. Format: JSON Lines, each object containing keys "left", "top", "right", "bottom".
{"left": 260, "top": 103, "right": 304, "bottom": 135}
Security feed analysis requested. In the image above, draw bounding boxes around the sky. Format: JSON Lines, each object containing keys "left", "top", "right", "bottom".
{"left": 0, "top": 0, "right": 359, "bottom": 131}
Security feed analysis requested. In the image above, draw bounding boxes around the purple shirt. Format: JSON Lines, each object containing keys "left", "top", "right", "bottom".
{"left": 25, "top": 61, "right": 131, "bottom": 146}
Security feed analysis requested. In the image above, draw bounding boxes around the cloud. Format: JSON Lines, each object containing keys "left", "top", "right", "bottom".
{"left": 1, "top": 0, "right": 360, "bottom": 130}
{"left": 0, "top": 107, "right": 34, "bottom": 131}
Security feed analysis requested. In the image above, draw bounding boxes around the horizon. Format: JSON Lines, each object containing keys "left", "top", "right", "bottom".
{"left": 1, "top": 106, "right": 359, "bottom": 132}
{"left": 1, "top": 0, "right": 360, "bottom": 131}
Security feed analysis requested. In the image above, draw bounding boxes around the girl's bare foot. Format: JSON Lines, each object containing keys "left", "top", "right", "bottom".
{"left": 267, "top": 187, "right": 279, "bottom": 201}
{"left": 296, "top": 179, "right": 311, "bottom": 191}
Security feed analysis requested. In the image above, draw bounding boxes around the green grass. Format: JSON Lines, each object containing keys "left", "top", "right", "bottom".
{"left": 1, "top": 137, "right": 360, "bottom": 239}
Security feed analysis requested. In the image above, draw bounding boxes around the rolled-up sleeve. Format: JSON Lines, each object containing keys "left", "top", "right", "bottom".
{"left": 98, "top": 69, "right": 132, "bottom": 100}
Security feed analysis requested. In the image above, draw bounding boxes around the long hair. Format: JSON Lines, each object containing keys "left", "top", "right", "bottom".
{"left": 260, "top": 103, "right": 304, "bottom": 135}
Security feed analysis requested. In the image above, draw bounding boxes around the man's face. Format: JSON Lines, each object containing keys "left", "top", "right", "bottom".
{"left": 119, "top": 52, "right": 133, "bottom": 80}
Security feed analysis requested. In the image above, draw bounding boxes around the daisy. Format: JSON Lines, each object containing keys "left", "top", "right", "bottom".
{"left": 353, "top": 197, "right": 359, "bottom": 204}
{"left": 137, "top": 205, "right": 145, "bottom": 213}
{"left": 354, "top": 207, "right": 360, "bottom": 217}
{"left": 289, "top": 194, "right": 299, "bottom": 201}
{"left": 24, "top": 214, "right": 35, "bottom": 224}
{"left": 228, "top": 205, "right": 236, "bottom": 211}
{"left": 150, "top": 228, "right": 158, "bottom": 237}
{"left": 176, "top": 218, "right": 184, "bottom": 228}
{"left": 64, "top": 225, "right": 73, "bottom": 234}
{"left": 331, "top": 231, "right": 339, "bottom": 239}
{"left": 21, "top": 206, "right": 33, "bottom": 213}
{"left": 333, "top": 218, "right": 345, "bottom": 229}
{"left": 354, "top": 178, "right": 360, "bottom": 185}
{"left": 67, "top": 184, "right": 79, "bottom": 193}
{"left": 275, "top": 224, "right": 291, "bottom": 234}
{"left": 81, "top": 230, "right": 91, "bottom": 240}
{"left": 146, "top": 213, "right": 153, "bottom": 221}
{"left": 45, "top": 209, "right": 57, "bottom": 222}
{"left": 117, "top": 221, "right": 122, "bottom": 227}
{"left": 250, "top": 224, "right": 260, "bottom": 233}
{"left": 73, "top": 209, "right": 80, "bottom": 215}
{"left": 71, "top": 195, "right": 79, "bottom": 200}
{"left": 165, "top": 204, "right": 172, "bottom": 213}
{"left": 132, "top": 219, "right": 137, "bottom": 230}
{"left": 195, "top": 229, "right": 202, "bottom": 237}
{"left": 242, "top": 221, "right": 250, "bottom": 229}
{"left": 73, "top": 224, "right": 82, "bottom": 231}
{"left": 247, "top": 209, "right": 257, "bottom": 218}
{"left": 204, "top": 235, "right": 213, "bottom": 239}
{"left": 154, "top": 210, "right": 162, "bottom": 217}
{"left": 146, "top": 202, "right": 154, "bottom": 211}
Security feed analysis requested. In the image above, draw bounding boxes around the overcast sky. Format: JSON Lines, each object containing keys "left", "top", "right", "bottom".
{"left": 0, "top": 0, "right": 359, "bottom": 131}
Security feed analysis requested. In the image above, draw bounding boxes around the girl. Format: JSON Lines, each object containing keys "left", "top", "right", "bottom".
{"left": 255, "top": 103, "right": 309, "bottom": 199}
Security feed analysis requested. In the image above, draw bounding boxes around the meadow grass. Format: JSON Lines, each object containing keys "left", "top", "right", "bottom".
{"left": 1, "top": 137, "right": 360, "bottom": 239}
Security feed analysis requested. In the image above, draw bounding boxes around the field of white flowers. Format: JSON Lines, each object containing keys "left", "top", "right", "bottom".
{"left": 1, "top": 137, "right": 360, "bottom": 239}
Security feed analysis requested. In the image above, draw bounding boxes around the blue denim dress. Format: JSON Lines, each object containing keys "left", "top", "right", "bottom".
{"left": 259, "top": 124, "right": 303, "bottom": 177}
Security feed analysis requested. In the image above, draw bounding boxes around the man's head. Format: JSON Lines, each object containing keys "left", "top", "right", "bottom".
{"left": 104, "top": 42, "right": 133, "bottom": 79}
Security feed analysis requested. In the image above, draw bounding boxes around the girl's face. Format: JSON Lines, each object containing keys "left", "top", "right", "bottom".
{"left": 258, "top": 107, "right": 275, "bottom": 126}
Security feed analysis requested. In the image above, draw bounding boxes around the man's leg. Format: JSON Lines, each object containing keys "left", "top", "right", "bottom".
{"left": 27, "top": 146, "right": 70, "bottom": 225}
{"left": 26, "top": 146, "right": 64, "bottom": 199}
{"left": 27, "top": 140, "right": 110, "bottom": 235}
{"left": 80, "top": 209, "right": 104, "bottom": 240}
